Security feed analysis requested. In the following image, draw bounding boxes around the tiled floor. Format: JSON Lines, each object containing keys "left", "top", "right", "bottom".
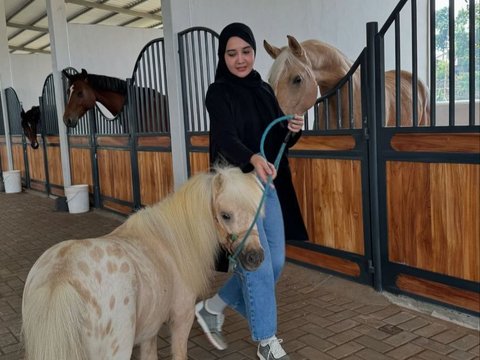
{"left": 0, "top": 190, "right": 478, "bottom": 359}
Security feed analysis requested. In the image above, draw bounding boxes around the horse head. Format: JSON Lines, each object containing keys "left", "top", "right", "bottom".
{"left": 62, "top": 68, "right": 97, "bottom": 128}
{"left": 264, "top": 35, "right": 318, "bottom": 116}
{"left": 211, "top": 168, "right": 264, "bottom": 271}
{"left": 20, "top": 106, "right": 40, "bottom": 149}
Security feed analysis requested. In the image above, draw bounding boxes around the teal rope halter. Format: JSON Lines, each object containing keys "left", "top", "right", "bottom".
{"left": 228, "top": 114, "right": 294, "bottom": 271}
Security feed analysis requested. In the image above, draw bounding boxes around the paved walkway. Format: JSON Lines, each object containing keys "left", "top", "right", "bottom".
{"left": 0, "top": 190, "right": 478, "bottom": 360}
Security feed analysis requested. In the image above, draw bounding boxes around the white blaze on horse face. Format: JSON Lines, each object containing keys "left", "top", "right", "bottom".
{"left": 68, "top": 84, "right": 75, "bottom": 103}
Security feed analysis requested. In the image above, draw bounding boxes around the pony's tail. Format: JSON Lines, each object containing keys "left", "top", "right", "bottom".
{"left": 22, "top": 282, "right": 87, "bottom": 360}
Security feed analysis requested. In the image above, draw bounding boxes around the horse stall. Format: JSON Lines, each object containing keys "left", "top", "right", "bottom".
{"left": 178, "top": 0, "right": 479, "bottom": 316}
{"left": 65, "top": 38, "right": 173, "bottom": 214}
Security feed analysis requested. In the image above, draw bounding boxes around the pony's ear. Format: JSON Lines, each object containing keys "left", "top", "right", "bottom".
{"left": 263, "top": 39, "right": 281, "bottom": 59}
{"left": 287, "top": 35, "right": 305, "bottom": 59}
{"left": 212, "top": 172, "right": 225, "bottom": 198}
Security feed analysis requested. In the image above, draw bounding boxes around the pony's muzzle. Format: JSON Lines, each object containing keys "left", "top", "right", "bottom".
{"left": 239, "top": 248, "right": 264, "bottom": 271}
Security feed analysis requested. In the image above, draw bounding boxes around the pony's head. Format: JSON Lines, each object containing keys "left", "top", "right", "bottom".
{"left": 211, "top": 167, "right": 265, "bottom": 271}
{"left": 264, "top": 35, "right": 318, "bottom": 116}
{"left": 20, "top": 106, "right": 40, "bottom": 149}
{"left": 62, "top": 69, "right": 96, "bottom": 128}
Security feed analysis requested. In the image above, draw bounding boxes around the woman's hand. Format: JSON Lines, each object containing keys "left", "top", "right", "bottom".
{"left": 287, "top": 114, "right": 304, "bottom": 133}
{"left": 250, "top": 153, "right": 277, "bottom": 184}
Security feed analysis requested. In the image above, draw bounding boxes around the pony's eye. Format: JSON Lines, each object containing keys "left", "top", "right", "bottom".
{"left": 221, "top": 212, "right": 231, "bottom": 221}
{"left": 293, "top": 75, "right": 302, "bottom": 84}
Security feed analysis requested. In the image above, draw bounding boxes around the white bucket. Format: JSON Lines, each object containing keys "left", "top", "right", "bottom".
{"left": 3, "top": 170, "right": 22, "bottom": 193}
{"left": 65, "top": 184, "right": 89, "bottom": 214}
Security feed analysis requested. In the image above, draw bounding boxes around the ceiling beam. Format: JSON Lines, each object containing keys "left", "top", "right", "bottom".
{"left": 7, "top": 22, "right": 48, "bottom": 33}
{"left": 9, "top": 45, "right": 50, "bottom": 54}
{"left": 65, "top": 0, "right": 162, "bottom": 21}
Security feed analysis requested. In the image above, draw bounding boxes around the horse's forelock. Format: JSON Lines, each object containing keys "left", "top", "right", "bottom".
{"left": 268, "top": 50, "right": 311, "bottom": 90}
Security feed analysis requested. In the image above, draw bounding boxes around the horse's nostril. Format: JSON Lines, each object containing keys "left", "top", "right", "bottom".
{"left": 244, "top": 250, "right": 264, "bottom": 268}
{"left": 32, "top": 142, "right": 39, "bottom": 149}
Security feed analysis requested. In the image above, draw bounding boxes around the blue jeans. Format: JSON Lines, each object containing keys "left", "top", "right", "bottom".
{"left": 219, "top": 187, "right": 285, "bottom": 341}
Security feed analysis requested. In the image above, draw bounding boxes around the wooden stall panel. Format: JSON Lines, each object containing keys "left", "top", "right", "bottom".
{"left": 189, "top": 152, "right": 209, "bottom": 176}
{"left": 27, "top": 145, "right": 46, "bottom": 191}
{"left": 70, "top": 147, "right": 93, "bottom": 192}
{"left": 138, "top": 151, "right": 173, "bottom": 206}
{"left": 0, "top": 140, "right": 8, "bottom": 171}
{"left": 387, "top": 161, "right": 480, "bottom": 282}
{"left": 290, "top": 157, "right": 365, "bottom": 255}
{"left": 46, "top": 144, "right": 64, "bottom": 190}
{"left": 11, "top": 143, "right": 25, "bottom": 176}
{"left": 97, "top": 149, "right": 133, "bottom": 202}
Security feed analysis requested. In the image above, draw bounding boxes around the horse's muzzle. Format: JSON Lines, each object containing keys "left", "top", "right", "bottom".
{"left": 239, "top": 249, "right": 264, "bottom": 271}
{"left": 31, "top": 141, "right": 39, "bottom": 149}
{"left": 64, "top": 117, "right": 78, "bottom": 128}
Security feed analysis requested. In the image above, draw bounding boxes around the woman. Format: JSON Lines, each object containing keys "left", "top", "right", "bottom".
{"left": 195, "top": 22, "right": 308, "bottom": 360}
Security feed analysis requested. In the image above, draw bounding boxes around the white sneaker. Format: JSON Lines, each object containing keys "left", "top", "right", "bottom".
{"left": 195, "top": 301, "right": 227, "bottom": 350}
{"left": 257, "top": 338, "right": 290, "bottom": 360}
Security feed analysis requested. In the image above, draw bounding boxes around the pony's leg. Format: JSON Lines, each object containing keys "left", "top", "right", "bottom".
{"left": 169, "top": 296, "right": 196, "bottom": 360}
{"left": 138, "top": 337, "right": 158, "bottom": 360}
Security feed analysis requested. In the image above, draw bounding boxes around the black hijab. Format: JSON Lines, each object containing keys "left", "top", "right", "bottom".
{"left": 215, "top": 22, "right": 261, "bottom": 85}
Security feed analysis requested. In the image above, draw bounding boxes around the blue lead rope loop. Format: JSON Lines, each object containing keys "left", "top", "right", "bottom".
{"left": 228, "top": 114, "right": 294, "bottom": 272}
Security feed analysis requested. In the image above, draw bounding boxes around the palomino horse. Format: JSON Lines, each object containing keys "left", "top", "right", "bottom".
{"left": 22, "top": 166, "right": 264, "bottom": 360}
{"left": 264, "top": 35, "right": 430, "bottom": 128}
{"left": 20, "top": 106, "right": 41, "bottom": 149}
{"left": 62, "top": 69, "right": 169, "bottom": 133}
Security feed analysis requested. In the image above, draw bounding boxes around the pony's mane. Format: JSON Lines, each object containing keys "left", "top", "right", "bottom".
{"left": 71, "top": 73, "right": 127, "bottom": 95}
{"left": 115, "top": 166, "right": 262, "bottom": 296}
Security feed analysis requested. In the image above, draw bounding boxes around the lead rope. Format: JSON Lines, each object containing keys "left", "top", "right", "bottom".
{"left": 228, "top": 114, "right": 294, "bottom": 271}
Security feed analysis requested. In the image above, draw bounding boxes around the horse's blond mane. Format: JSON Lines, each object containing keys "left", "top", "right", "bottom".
{"left": 113, "top": 166, "right": 261, "bottom": 296}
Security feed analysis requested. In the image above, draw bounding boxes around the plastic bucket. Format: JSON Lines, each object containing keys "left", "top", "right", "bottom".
{"left": 65, "top": 184, "right": 89, "bottom": 214}
{"left": 3, "top": 170, "right": 22, "bottom": 193}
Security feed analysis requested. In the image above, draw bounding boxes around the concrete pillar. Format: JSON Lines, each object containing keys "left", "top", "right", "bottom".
{"left": 162, "top": 0, "right": 190, "bottom": 189}
{"left": 0, "top": 2, "right": 14, "bottom": 170}
{"left": 46, "top": 0, "right": 72, "bottom": 187}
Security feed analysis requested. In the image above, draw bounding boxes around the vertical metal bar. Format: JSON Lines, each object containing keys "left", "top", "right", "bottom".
{"left": 367, "top": 22, "right": 382, "bottom": 291}
{"left": 448, "top": 0, "right": 455, "bottom": 126}
{"left": 153, "top": 42, "right": 161, "bottom": 133}
{"left": 336, "top": 89, "right": 342, "bottom": 128}
{"left": 161, "top": 40, "right": 169, "bottom": 133}
{"left": 186, "top": 32, "right": 195, "bottom": 132}
{"left": 198, "top": 31, "right": 208, "bottom": 131}
{"left": 430, "top": 0, "right": 437, "bottom": 126}
{"left": 349, "top": 79, "right": 354, "bottom": 128}
{"left": 411, "top": 0, "right": 418, "bottom": 126}
{"left": 324, "top": 99, "right": 330, "bottom": 130}
{"left": 395, "top": 14, "right": 401, "bottom": 127}
{"left": 468, "top": 0, "right": 475, "bottom": 126}
{"left": 192, "top": 31, "right": 202, "bottom": 132}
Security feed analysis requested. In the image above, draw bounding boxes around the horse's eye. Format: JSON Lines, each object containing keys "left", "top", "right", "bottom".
{"left": 293, "top": 75, "right": 302, "bottom": 85}
{"left": 77, "top": 91, "right": 84, "bottom": 98}
{"left": 221, "top": 212, "right": 231, "bottom": 221}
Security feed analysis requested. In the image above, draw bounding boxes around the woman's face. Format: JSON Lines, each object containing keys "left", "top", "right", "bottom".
{"left": 224, "top": 36, "right": 255, "bottom": 78}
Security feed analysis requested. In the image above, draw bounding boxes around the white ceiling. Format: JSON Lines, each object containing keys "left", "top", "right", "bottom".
{"left": 4, "top": 0, "right": 163, "bottom": 55}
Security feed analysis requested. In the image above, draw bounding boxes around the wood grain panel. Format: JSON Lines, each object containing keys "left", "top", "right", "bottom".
{"left": 286, "top": 245, "right": 361, "bottom": 277}
{"left": 27, "top": 146, "right": 46, "bottom": 182}
{"left": 97, "top": 136, "right": 129, "bottom": 147}
{"left": 189, "top": 152, "right": 210, "bottom": 176}
{"left": 11, "top": 135, "right": 23, "bottom": 144}
{"left": 137, "top": 151, "right": 174, "bottom": 205}
{"left": 190, "top": 135, "right": 209, "bottom": 147}
{"left": 102, "top": 199, "right": 133, "bottom": 215}
{"left": 68, "top": 136, "right": 90, "bottom": 146}
{"left": 137, "top": 136, "right": 171, "bottom": 148}
{"left": 47, "top": 146, "right": 63, "bottom": 186}
{"left": 11, "top": 144, "right": 25, "bottom": 176}
{"left": 0, "top": 144, "right": 8, "bottom": 171}
{"left": 290, "top": 157, "right": 365, "bottom": 254}
{"left": 70, "top": 148, "right": 93, "bottom": 192}
{"left": 97, "top": 149, "right": 132, "bottom": 202}
{"left": 291, "top": 135, "right": 356, "bottom": 151}
{"left": 46, "top": 136, "right": 60, "bottom": 145}
{"left": 391, "top": 133, "right": 480, "bottom": 153}
{"left": 396, "top": 274, "right": 480, "bottom": 313}
{"left": 387, "top": 161, "right": 480, "bottom": 281}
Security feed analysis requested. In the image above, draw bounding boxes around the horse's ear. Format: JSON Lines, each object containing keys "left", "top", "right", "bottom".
{"left": 81, "top": 68, "right": 88, "bottom": 77}
{"left": 263, "top": 40, "right": 281, "bottom": 59}
{"left": 287, "top": 35, "right": 305, "bottom": 58}
{"left": 20, "top": 108, "right": 25, "bottom": 117}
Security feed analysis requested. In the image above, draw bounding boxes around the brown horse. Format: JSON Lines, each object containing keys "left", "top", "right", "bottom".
{"left": 264, "top": 35, "right": 430, "bottom": 128}
{"left": 21, "top": 106, "right": 41, "bottom": 149}
{"left": 62, "top": 69, "right": 128, "bottom": 128}
{"left": 62, "top": 69, "right": 169, "bottom": 133}
{"left": 22, "top": 166, "right": 264, "bottom": 360}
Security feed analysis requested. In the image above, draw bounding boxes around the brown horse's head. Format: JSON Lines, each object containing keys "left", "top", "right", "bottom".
{"left": 20, "top": 106, "right": 40, "bottom": 149}
{"left": 212, "top": 168, "right": 265, "bottom": 271}
{"left": 264, "top": 35, "right": 318, "bottom": 116}
{"left": 62, "top": 69, "right": 97, "bottom": 128}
